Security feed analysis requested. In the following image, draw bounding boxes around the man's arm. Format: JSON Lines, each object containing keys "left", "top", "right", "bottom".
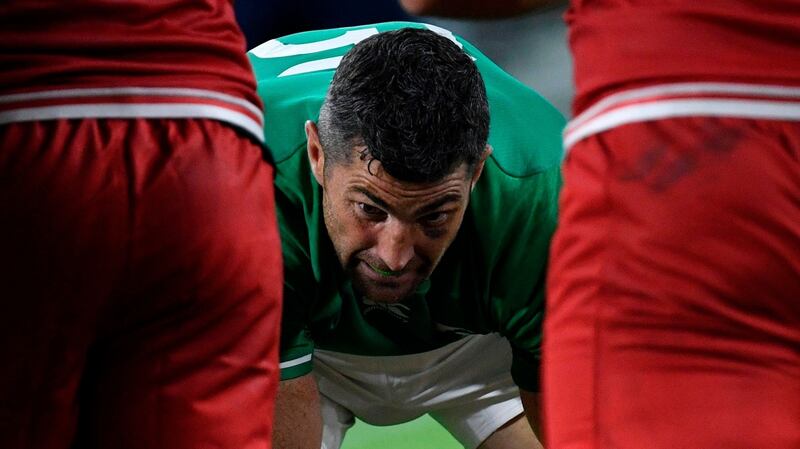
{"left": 399, "top": 0, "right": 563, "bottom": 18}
{"left": 273, "top": 374, "right": 323, "bottom": 449}
{"left": 520, "top": 388, "right": 544, "bottom": 444}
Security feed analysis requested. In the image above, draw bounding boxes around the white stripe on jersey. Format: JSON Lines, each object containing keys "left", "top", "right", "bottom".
{"left": 565, "top": 82, "right": 800, "bottom": 152}
{"left": 0, "top": 86, "right": 263, "bottom": 118}
{"left": 0, "top": 103, "right": 264, "bottom": 144}
{"left": 280, "top": 354, "right": 313, "bottom": 370}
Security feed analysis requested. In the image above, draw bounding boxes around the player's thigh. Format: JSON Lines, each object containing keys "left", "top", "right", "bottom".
{"left": 430, "top": 392, "right": 524, "bottom": 449}
{"left": 76, "top": 119, "right": 283, "bottom": 449}
{"left": 546, "top": 117, "right": 800, "bottom": 449}
{"left": 320, "top": 393, "right": 355, "bottom": 449}
{"left": 315, "top": 334, "right": 525, "bottom": 449}
{"left": 340, "top": 334, "right": 520, "bottom": 449}
{"left": 0, "top": 119, "right": 129, "bottom": 449}
{"left": 477, "top": 414, "right": 541, "bottom": 449}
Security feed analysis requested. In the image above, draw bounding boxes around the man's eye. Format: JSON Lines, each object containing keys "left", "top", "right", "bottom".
{"left": 421, "top": 212, "right": 448, "bottom": 226}
{"left": 357, "top": 202, "right": 385, "bottom": 218}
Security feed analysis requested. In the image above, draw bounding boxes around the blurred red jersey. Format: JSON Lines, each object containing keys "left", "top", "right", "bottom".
{"left": 0, "top": 0, "right": 263, "bottom": 140}
{"left": 567, "top": 0, "right": 800, "bottom": 113}
{"left": 547, "top": 3, "right": 800, "bottom": 449}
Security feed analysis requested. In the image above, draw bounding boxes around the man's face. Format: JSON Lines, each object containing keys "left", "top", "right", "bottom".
{"left": 307, "top": 123, "right": 486, "bottom": 303}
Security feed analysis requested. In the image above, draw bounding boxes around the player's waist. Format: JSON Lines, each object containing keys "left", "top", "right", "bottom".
{"left": 0, "top": 87, "right": 264, "bottom": 144}
{"left": 280, "top": 330, "right": 479, "bottom": 378}
{"left": 568, "top": 6, "right": 800, "bottom": 114}
{"left": 564, "top": 82, "right": 800, "bottom": 152}
{"left": 314, "top": 333, "right": 502, "bottom": 377}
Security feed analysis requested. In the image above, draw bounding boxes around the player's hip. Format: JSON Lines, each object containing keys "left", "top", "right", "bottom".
{"left": 312, "top": 333, "right": 518, "bottom": 424}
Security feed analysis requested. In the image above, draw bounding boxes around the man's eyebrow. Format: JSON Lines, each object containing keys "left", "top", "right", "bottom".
{"left": 416, "top": 193, "right": 463, "bottom": 215}
{"left": 350, "top": 187, "right": 462, "bottom": 215}
{"left": 351, "top": 187, "right": 391, "bottom": 210}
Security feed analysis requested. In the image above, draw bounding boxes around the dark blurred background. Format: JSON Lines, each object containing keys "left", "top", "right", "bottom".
{"left": 234, "top": 0, "right": 413, "bottom": 49}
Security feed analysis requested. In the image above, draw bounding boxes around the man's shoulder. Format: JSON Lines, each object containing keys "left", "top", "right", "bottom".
{"left": 478, "top": 63, "right": 565, "bottom": 178}
{"left": 272, "top": 143, "right": 314, "bottom": 201}
{"left": 464, "top": 143, "right": 562, "bottom": 264}
{"left": 248, "top": 22, "right": 457, "bottom": 81}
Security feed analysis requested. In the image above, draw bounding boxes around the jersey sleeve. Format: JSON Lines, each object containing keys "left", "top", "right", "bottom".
{"left": 278, "top": 288, "right": 315, "bottom": 380}
{"left": 487, "top": 163, "right": 561, "bottom": 392}
{"left": 269, "top": 136, "right": 331, "bottom": 381}
{"left": 273, "top": 168, "right": 318, "bottom": 380}
{"left": 509, "top": 164, "right": 561, "bottom": 392}
{"left": 279, "top": 325, "right": 314, "bottom": 380}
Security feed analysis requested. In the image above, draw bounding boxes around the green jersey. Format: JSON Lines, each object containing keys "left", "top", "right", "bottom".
{"left": 248, "top": 22, "right": 564, "bottom": 392}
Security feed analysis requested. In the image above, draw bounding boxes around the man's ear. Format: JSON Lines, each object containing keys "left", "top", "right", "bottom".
{"left": 305, "top": 121, "right": 325, "bottom": 186}
{"left": 470, "top": 145, "right": 493, "bottom": 191}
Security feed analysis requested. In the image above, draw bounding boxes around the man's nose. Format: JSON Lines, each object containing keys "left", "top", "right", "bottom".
{"left": 374, "top": 219, "right": 415, "bottom": 272}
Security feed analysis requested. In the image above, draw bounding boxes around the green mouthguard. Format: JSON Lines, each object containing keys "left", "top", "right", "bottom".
{"left": 367, "top": 263, "right": 400, "bottom": 277}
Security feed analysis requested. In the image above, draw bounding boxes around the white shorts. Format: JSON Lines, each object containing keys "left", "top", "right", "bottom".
{"left": 313, "top": 333, "right": 523, "bottom": 449}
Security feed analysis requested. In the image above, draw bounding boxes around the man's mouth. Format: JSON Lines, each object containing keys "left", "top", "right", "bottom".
{"left": 364, "top": 261, "right": 402, "bottom": 278}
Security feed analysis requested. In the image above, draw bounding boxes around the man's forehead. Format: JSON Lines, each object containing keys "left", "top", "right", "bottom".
{"left": 333, "top": 149, "right": 470, "bottom": 210}
{"left": 343, "top": 144, "right": 472, "bottom": 185}
{"left": 342, "top": 155, "right": 470, "bottom": 192}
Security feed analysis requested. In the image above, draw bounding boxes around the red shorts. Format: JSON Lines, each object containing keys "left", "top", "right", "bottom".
{"left": 545, "top": 114, "right": 800, "bottom": 448}
{"left": 0, "top": 118, "right": 282, "bottom": 449}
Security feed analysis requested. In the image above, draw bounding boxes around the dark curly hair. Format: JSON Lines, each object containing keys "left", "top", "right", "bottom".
{"left": 317, "top": 27, "right": 490, "bottom": 183}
